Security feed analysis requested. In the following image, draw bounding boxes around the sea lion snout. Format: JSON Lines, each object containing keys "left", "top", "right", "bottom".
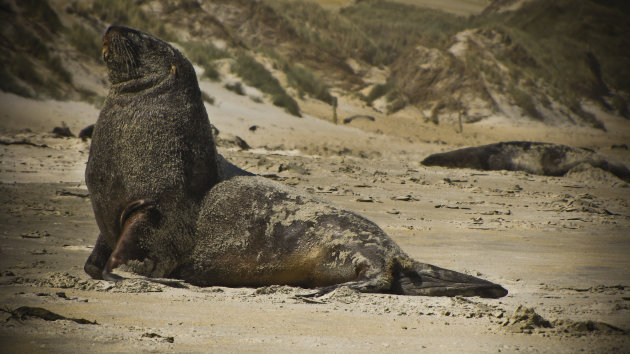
{"left": 102, "top": 35, "right": 110, "bottom": 62}
{"left": 101, "top": 26, "right": 143, "bottom": 81}
{"left": 102, "top": 26, "right": 125, "bottom": 63}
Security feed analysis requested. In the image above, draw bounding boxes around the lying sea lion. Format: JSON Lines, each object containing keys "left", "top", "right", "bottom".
{"left": 173, "top": 176, "right": 507, "bottom": 298}
{"left": 421, "top": 141, "right": 630, "bottom": 182}
{"left": 84, "top": 26, "right": 507, "bottom": 298}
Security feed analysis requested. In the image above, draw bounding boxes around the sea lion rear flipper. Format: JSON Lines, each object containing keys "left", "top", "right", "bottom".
{"left": 102, "top": 200, "right": 158, "bottom": 281}
{"left": 84, "top": 233, "right": 112, "bottom": 280}
{"left": 393, "top": 261, "right": 508, "bottom": 298}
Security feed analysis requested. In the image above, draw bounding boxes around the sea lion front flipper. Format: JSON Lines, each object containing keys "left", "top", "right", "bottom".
{"left": 294, "top": 280, "right": 381, "bottom": 298}
{"left": 102, "top": 200, "right": 159, "bottom": 282}
{"left": 84, "top": 233, "right": 112, "bottom": 280}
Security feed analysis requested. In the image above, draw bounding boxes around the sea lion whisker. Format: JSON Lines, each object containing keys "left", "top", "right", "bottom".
{"left": 121, "top": 39, "right": 137, "bottom": 69}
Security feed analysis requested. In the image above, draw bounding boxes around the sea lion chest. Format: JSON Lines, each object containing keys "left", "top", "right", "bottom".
{"left": 86, "top": 87, "right": 215, "bottom": 248}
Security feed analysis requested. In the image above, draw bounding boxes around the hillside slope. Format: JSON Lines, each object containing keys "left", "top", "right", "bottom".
{"left": 1, "top": 0, "right": 628, "bottom": 129}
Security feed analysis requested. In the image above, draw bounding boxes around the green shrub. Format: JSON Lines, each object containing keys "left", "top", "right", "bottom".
{"left": 48, "top": 56, "right": 72, "bottom": 85}
{"left": 201, "top": 91, "right": 215, "bottom": 105}
{"left": 261, "top": 48, "right": 290, "bottom": 72}
{"left": 272, "top": 95, "right": 300, "bottom": 117}
{"left": 180, "top": 42, "right": 230, "bottom": 81}
{"left": 340, "top": 2, "right": 466, "bottom": 65}
{"left": 11, "top": 55, "right": 43, "bottom": 87}
{"left": 267, "top": 1, "right": 378, "bottom": 64}
{"left": 92, "top": 0, "right": 173, "bottom": 40}
{"left": 18, "top": 0, "right": 62, "bottom": 33}
{"left": 77, "top": 88, "right": 106, "bottom": 108}
{"left": 481, "top": 0, "right": 630, "bottom": 101}
{"left": 286, "top": 64, "right": 334, "bottom": 104}
{"left": 225, "top": 82, "right": 245, "bottom": 96}
{"left": 66, "top": 23, "right": 102, "bottom": 61}
{"left": 232, "top": 54, "right": 301, "bottom": 117}
{"left": 0, "top": 66, "right": 32, "bottom": 97}
{"left": 263, "top": 49, "right": 333, "bottom": 104}
{"left": 365, "top": 82, "right": 393, "bottom": 105}
{"left": 508, "top": 84, "right": 542, "bottom": 120}
{"left": 610, "top": 95, "right": 629, "bottom": 118}
{"left": 15, "top": 26, "right": 49, "bottom": 61}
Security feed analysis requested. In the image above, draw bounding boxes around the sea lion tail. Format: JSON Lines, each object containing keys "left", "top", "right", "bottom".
{"left": 392, "top": 260, "right": 508, "bottom": 298}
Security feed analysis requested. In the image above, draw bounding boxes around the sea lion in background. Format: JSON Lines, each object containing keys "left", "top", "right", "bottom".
{"left": 84, "top": 26, "right": 507, "bottom": 298}
{"left": 84, "top": 26, "right": 225, "bottom": 280}
{"left": 422, "top": 141, "right": 630, "bottom": 182}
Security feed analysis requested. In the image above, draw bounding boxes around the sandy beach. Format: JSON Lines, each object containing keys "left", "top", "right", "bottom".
{"left": 1, "top": 76, "right": 629, "bottom": 352}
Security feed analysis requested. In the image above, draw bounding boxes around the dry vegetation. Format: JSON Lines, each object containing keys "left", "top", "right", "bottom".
{"left": 1, "top": 0, "right": 628, "bottom": 125}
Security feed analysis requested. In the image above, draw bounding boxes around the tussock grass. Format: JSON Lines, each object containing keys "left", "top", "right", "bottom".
{"left": 17, "top": 26, "right": 50, "bottom": 61}
{"left": 610, "top": 95, "right": 629, "bottom": 118}
{"left": 5, "top": 24, "right": 73, "bottom": 99}
{"left": 365, "top": 82, "right": 393, "bottom": 105}
{"left": 0, "top": 65, "right": 33, "bottom": 98}
{"left": 232, "top": 54, "right": 301, "bottom": 117}
{"left": 287, "top": 65, "right": 334, "bottom": 104}
{"left": 362, "top": 81, "right": 405, "bottom": 113}
{"left": 92, "top": 0, "right": 172, "bottom": 40}
{"left": 479, "top": 0, "right": 630, "bottom": 105}
{"left": 341, "top": 1, "right": 467, "bottom": 65}
{"left": 263, "top": 49, "right": 333, "bottom": 105}
{"left": 181, "top": 42, "right": 230, "bottom": 81}
{"left": 11, "top": 55, "right": 43, "bottom": 88}
{"left": 268, "top": 1, "right": 378, "bottom": 64}
{"left": 66, "top": 23, "right": 102, "bottom": 62}
{"left": 201, "top": 91, "right": 215, "bottom": 105}
{"left": 48, "top": 56, "right": 72, "bottom": 84}
{"left": 20, "top": 0, "right": 62, "bottom": 33}
{"left": 340, "top": 0, "right": 627, "bottom": 123}
{"left": 508, "top": 84, "right": 542, "bottom": 120}
{"left": 224, "top": 82, "right": 245, "bottom": 96}
{"left": 77, "top": 88, "right": 106, "bottom": 108}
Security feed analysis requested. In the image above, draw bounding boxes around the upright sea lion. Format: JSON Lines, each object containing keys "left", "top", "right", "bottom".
{"left": 84, "top": 26, "right": 507, "bottom": 298}
{"left": 84, "top": 26, "right": 223, "bottom": 280}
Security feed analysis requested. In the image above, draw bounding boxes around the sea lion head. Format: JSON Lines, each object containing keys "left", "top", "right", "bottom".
{"left": 102, "top": 26, "right": 183, "bottom": 86}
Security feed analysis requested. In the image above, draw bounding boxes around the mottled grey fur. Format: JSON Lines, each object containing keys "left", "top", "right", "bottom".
{"left": 173, "top": 176, "right": 507, "bottom": 298}
{"left": 84, "top": 26, "right": 222, "bottom": 278}
{"left": 85, "top": 27, "right": 507, "bottom": 298}
{"left": 422, "top": 141, "right": 630, "bottom": 182}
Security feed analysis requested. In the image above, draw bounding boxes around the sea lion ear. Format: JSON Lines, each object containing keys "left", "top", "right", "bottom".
{"left": 170, "top": 65, "right": 177, "bottom": 76}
